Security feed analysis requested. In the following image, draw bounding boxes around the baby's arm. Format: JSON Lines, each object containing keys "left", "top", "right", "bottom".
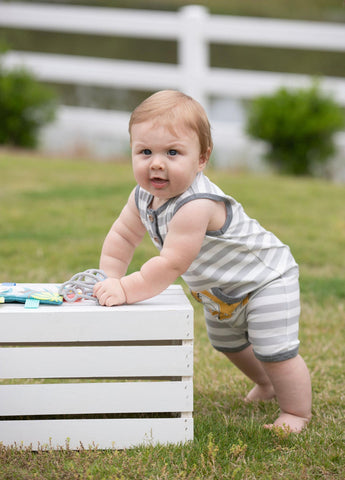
{"left": 94, "top": 198, "right": 217, "bottom": 306}
{"left": 99, "top": 188, "right": 147, "bottom": 279}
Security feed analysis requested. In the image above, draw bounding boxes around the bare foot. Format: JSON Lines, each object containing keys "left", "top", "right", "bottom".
{"left": 244, "top": 383, "right": 276, "bottom": 403}
{"left": 264, "top": 412, "right": 311, "bottom": 433}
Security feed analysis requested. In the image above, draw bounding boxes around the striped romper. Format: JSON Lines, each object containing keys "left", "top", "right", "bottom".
{"left": 135, "top": 172, "right": 300, "bottom": 362}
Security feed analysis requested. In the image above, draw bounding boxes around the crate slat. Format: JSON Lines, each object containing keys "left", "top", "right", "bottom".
{"left": 0, "top": 418, "right": 194, "bottom": 450}
{"left": 0, "top": 381, "right": 193, "bottom": 415}
{"left": 0, "top": 310, "right": 192, "bottom": 343}
{"left": 0, "top": 286, "right": 193, "bottom": 343}
{"left": 0, "top": 345, "right": 193, "bottom": 379}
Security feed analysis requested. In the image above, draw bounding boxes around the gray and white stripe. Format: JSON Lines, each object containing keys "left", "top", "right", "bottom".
{"left": 135, "top": 172, "right": 297, "bottom": 302}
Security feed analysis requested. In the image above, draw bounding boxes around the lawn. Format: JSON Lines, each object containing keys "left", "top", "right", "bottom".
{"left": 0, "top": 151, "right": 344, "bottom": 479}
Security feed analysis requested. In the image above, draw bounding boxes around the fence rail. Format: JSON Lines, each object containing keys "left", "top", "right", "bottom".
{"left": 5, "top": 50, "right": 344, "bottom": 103}
{"left": 1, "top": 2, "right": 344, "bottom": 49}
{"left": 0, "top": 2, "right": 344, "bottom": 169}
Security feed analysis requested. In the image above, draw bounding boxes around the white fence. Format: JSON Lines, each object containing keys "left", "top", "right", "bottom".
{"left": 0, "top": 2, "right": 345, "bottom": 171}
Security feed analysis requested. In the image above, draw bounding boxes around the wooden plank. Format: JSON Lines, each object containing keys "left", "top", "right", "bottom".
{"left": 41, "top": 106, "right": 130, "bottom": 136}
{"left": 0, "top": 417, "right": 194, "bottom": 449}
{"left": 0, "top": 3, "right": 343, "bottom": 51}
{"left": 0, "top": 311, "right": 193, "bottom": 343}
{"left": 3, "top": 51, "right": 345, "bottom": 105}
{"left": 206, "top": 68, "right": 345, "bottom": 105}
{"left": 0, "top": 285, "right": 193, "bottom": 343}
{"left": 207, "top": 14, "right": 345, "bottom": 51}
{"left": 0, "top": 3, "right": 179, "bottom": 40}
{"left": 0, "top": 310, "right": 193, "bottom": 343}
{"left": 0, "top": 381, "right": 193, "bottom": 416}
{"left": 0, "top": 345, "right": 193, "bottom": 379}
{"left": 2, "top": 52, "right": 181, "bottom": 91}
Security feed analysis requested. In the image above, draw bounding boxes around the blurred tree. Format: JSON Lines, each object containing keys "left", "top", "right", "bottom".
{"left": 246, "top": 84, "right": 345, "bottom": 175}
{"left": 0, "top": 51, "right": 57, "bottom": 148}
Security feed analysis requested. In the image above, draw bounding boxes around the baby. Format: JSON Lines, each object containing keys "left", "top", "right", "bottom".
{"left": 94, "top": 90, "right": 312, "bottom": 433}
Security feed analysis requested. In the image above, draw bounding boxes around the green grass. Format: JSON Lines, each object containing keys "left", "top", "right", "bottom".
{"left": 1, "top": 151, "right": 345, "bottom": 479}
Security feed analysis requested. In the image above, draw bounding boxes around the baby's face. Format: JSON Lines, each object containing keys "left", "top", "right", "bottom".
{"left": 131, "top": 120, "right": 208, "bottom": 208}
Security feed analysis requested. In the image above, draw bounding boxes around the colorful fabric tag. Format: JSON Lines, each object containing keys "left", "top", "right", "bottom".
{"left": 0, "top": 285, "right": 63, "bottom": 305}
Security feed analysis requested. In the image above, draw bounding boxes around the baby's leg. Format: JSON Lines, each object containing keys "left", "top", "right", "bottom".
{"left": 224, "top": 345, "right": 275, "bottom": 402}
{"left": 260, "top": 354, "right": 312, "bottom": 432}
{"left": 224, "top": 348, "right": 312, "bottom": 432}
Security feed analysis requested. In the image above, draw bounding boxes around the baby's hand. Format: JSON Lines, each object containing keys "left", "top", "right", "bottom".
{"left": 93, "top": 278, "right": 126, "bottom": 306}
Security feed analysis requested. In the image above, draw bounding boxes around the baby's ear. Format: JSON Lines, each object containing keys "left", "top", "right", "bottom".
{"left": 198, "top": 147, "right": 211, "bottom": 171}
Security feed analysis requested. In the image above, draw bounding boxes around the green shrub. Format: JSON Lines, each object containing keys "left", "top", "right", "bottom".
{"left": 246, "top": 84, "right": 345, "bottom": 175}
{"left": 0, "top": 57, "right": 57, "bottom": 148}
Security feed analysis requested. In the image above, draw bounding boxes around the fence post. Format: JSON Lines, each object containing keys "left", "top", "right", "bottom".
{"left": 178, "top": 5, "right": 209, "bottom": 110}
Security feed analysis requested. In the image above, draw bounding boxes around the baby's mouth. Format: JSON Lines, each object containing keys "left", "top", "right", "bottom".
{"left": 150, "top": 177, "right": 169, "bottom": 188}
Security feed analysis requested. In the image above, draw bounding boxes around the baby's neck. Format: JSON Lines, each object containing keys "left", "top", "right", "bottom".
{"left": 150, "top": 196, "right": 166, "bottom": 210}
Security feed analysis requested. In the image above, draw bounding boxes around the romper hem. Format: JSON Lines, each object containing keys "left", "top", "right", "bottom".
{"left": 253, "top": 346, "right": 299, "bottom": 363}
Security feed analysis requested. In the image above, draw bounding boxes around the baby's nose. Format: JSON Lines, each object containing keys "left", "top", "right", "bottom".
{"left": 150, "top": 155, "right": 165, "bottom": 169}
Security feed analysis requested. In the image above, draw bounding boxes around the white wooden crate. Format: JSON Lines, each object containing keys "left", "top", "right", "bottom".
{"left": 0, "top": 284, "right": 194, "bottom": 450}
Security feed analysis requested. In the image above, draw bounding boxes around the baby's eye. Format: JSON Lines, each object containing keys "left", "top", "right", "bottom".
{"left": 168, "top": 149, "right": 178, "bottom": 156}
{"left": 141, "top": 149, "right": 152, "bottom": 155}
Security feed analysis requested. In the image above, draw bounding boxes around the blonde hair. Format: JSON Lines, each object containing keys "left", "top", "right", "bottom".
{"left": 129, "top": 90, "right": 213, "bottom": 155}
